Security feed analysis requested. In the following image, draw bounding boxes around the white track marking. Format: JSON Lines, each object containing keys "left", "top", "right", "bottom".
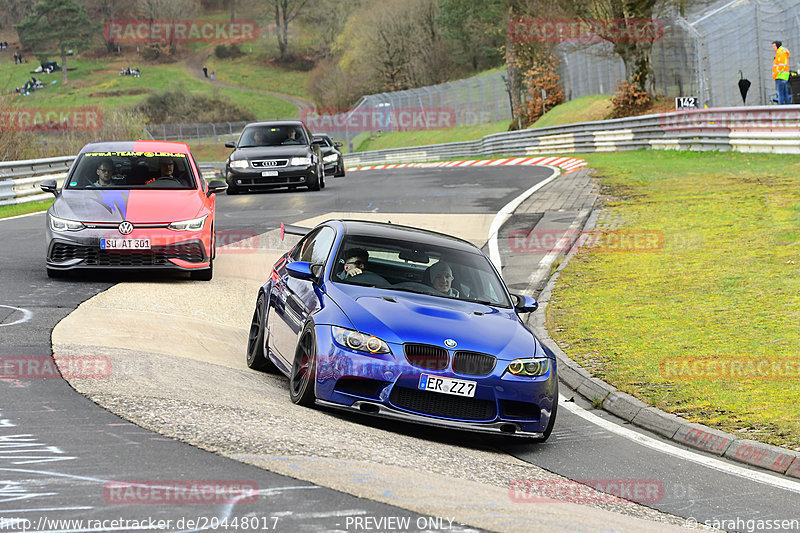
{"left": 487, "top": 166, "right": 561, "bottom": 270}
{"left": 0, "top": 305, "right": 33, "bottom": 327}
{"left": 559, "top": 396, "right": 800, "bottom": 494}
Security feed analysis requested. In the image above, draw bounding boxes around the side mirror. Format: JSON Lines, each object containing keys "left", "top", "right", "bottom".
{"left": 40, "top": 179, "right": 59, "bottom": 196}
{"left": 207, "top": 179, "right": 228, "bottom": 196}
{"left": 286, "top": 261, "right": 322, "bottom": 281}
{"left": 334, "top": 142, "right": 343, "bottom": 148}
{"left": 224, "top": 141, "right": 236, "bottom": 148}
{"left": 512, "top": 294, "right": 538, "bottom": 313}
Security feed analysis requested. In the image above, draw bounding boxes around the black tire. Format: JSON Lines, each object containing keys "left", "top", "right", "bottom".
{"left": 225, "top": 181, "right": 240, "bottom": 195}
{"left": 307, "top": 167, "right": 321, "bottom": 191}
{"left": 534, "top": 384, "right": 558, "bottom": 442}
{"left": 246, "top": 293, "right": 277, "bottom": 372}
{"left": 334, "top": 160, "right": 345, "bottom": 177}
{"left": 289, "top": 323, "right": 317, "bottom": 406}
{"left": 46, "top": 267, "right": 66, "bottom": 279}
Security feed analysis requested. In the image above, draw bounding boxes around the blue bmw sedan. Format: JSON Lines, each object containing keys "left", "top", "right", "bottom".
{"left": 246, "top": 220, "right": 558, "bottom": 440}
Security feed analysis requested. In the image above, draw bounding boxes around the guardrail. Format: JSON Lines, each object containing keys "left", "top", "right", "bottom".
{"left": 0, "top": 160, "right": 222, "bottom": 207}
{"left": 344, "top": 105, "right": 800, "bottom": 166}
{"left": 4, "top": 106, "right": 800, "bottom": 206}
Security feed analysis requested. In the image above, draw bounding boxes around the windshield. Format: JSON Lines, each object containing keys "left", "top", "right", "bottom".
{"left": 65, "top": 152, "right": 197, "bottom": 190}
{"left": 239, "top": 125, "right": 307, "bottom": 147}
{"left": 331, "top": 234, "right": 512, "bottom": 308}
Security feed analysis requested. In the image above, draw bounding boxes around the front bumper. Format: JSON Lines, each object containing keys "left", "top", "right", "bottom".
{"left": 46, "top": 226, "right": 211, "bottom": 271}
{"left": 227, "top": 165, "right": 316, "bottom": 189}
{"left": 313, "top": 327, "right": 557, "bottom": 437}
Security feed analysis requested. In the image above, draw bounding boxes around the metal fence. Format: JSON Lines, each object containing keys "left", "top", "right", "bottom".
{"left": 305, "top": 72, "right": 513, "bottom": 150}
{"left": 559, "top": 0, "right": 800, "bottom": 107}
{"left": 143, "top": 121, "right": 249, "bottom": 144}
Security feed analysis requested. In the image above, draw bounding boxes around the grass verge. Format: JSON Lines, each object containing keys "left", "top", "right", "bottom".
{"left": 0, "top": 199, "right": 53, "bottom": 219}
{"left": 355, "top": 121, "right": 509, "bottom": 152}
{"left": 548, "top": 150, "right": 800, "bottom": 450}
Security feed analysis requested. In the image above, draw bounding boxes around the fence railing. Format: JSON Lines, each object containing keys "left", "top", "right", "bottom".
{"left": 4, "top": 106, "right": 800, "bottom": 206}
{"left": 0, "top": 160, "right": 222, "bottom": 207}
{"left": 143, "top": 122, "right": 248, "bottom": 144}
{"left": 344, "top": 105, "right": 800, "bottom": 166}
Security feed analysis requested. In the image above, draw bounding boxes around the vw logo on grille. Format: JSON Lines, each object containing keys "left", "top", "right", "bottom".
{"left": 118, "top": 221, "right": 134, "bottom": 235}
{"left": 444, "top": 339, "right": 457, "bottom": 348}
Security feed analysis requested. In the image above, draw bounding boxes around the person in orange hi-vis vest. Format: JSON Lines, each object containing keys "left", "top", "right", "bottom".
{"left": 772, "top": 40, "right": 791, "bottom": 104}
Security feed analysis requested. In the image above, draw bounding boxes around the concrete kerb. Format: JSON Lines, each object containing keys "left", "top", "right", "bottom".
{"left": 522, "top": 169, "right": 800, "bottom": 480}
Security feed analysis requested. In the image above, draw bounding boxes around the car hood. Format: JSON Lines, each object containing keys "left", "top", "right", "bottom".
{"left": 327, "top": 284, "right": 537, "bottom": 360}
{"left": 52, "top": 189, "right": 205, "bottom": 223}
{"left": 230, "top": 146, "right": 311, "bottom": 160}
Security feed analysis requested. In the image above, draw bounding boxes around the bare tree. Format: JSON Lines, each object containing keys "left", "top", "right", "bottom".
{"left": 271, "top": 0, "right": 309, "bottom": 61}
{"left": 136, "top": 0, "right": 200, "bottom": 51}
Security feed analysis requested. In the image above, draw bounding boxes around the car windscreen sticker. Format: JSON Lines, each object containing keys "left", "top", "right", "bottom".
{"left": 84, "top": 151, "right": 187, "bottom": 158}
{"left": 70, "top": 182, "right": 77, "bottom": 186}
{"left": 90, "top": 189, "right": 129, "bottom": 219}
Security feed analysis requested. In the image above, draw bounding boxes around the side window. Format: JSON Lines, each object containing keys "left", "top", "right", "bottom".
{"left": 296, "top": 227, "right": 336, "bottom": 265}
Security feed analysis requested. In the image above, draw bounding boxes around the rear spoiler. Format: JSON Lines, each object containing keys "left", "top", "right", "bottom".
{"left": 280, "top": 222, "right": 312, "bottom": 240}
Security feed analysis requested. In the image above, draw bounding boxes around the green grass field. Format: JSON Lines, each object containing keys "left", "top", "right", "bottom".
{"left": 3, "top": 57, "right": 295, "bottom": 120}
{"left": 205, "top": 54, "right": 310, "bottom": 99}
{"left": 531, "top": 95, "right": 613, "bottom": 128}
{"left": 355, "top": 121, "right": 509, "bottom": 152}
{"left": 548, "top": 150, "right": 800, "bottom": 449}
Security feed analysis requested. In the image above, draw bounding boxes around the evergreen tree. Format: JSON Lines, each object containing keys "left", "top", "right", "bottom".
{"left": 15, "top": 0, "right": 96, "bottom": 85}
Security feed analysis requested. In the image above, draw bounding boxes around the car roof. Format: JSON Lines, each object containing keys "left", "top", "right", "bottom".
{"left": 244, "top": 120, "right": 306, "bottom": 129}
{"left": 334, "top": 220, "right": 480, "bottom": 253}
{"left": 79, "top": 140, "right": 192, "bottom": 155}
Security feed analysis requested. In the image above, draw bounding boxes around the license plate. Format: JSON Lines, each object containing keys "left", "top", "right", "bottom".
{"left": 261, "top": 170, "right": 279, "bottom": 177}
{"left": 418, "top": 374, "right": 476, "bottom": 397}
{"left": 101, "top": 239, "right": 151, "bottom": 250}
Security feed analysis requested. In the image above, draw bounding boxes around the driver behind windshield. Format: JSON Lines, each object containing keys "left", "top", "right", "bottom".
{"left": 337, "top": 248, "right": 369, "bottom": 279}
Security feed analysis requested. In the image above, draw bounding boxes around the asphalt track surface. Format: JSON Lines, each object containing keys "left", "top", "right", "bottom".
{"left": 1, "top": 165, "right": 798, "bottom": 532}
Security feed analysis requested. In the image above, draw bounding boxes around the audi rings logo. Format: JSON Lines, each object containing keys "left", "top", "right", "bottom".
{"left": 118, "top": 221, "right": 134, "bottom": 235}
{"left": 262, "top": 160, "right": 279, "bottom": 167}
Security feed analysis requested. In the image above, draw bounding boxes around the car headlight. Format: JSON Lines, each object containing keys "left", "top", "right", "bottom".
{"left": 323, "top": 154, "right": 338, "bottom": 163}
{"left": 506, "top": 358, "right": 550, "bottom": 377}
{"left": 168, "top": 215, "right": 207, "bottom": 231}
{"left": 229, "top": 160, "right": 249, "bottom": 169}
{"left": 290, "top": 156, "right": 312, "bottom": 166}
{"left": 332, "top": 326, "right": 390, "bottom": 354}
{"left": 49, "top": 215, "right": 85, "bottom": 232}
